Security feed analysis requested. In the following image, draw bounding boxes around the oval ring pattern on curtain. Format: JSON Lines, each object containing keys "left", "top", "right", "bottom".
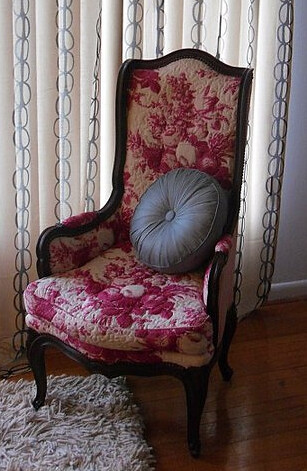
{"left": 0, "top": 0, "right": 294, "bottom": 376}
{"left": 234, "top": 0, "right": 256, "bottom": 309}
{"left": 257, "top": 0, "right": 293, "bottom": 305}
{"left": 54, "top": 0, "right": 74, "bottom": 222}
{"left": 12, "top": 0, "right": 32, "bottom": 363}
{"left": 85, "top": 5, "right": 102, "bottom": 213}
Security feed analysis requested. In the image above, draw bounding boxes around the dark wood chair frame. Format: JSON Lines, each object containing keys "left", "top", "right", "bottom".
{"left": 27, "top": 49, "right": 253, "bottom": 458}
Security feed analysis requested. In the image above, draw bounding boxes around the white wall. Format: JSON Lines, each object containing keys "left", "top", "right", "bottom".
{"left": 270, "top": 0, "right": 307, "bottom": 300}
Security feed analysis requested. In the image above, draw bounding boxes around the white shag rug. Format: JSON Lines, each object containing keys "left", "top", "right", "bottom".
{"left": 0, "top": 374, "right": 155, "bottom": 471}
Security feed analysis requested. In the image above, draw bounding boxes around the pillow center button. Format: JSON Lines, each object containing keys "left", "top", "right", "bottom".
{"left": 165, "top": 209, "right": 176, "bottom": 222}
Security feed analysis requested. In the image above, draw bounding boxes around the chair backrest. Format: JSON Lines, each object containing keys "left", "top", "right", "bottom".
{"left": 108, "top": 49, "right": 253, "bottom": 240}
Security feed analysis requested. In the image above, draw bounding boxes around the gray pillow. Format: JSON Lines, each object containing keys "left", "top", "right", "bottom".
{"left": 130, "top": 168, "right": 228, "bottom": 273}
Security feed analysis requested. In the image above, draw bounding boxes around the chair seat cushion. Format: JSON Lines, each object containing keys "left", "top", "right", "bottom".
{"left": 24, "top": 242, "right": 214, "bottom": 368}
{"left": 130, "top": 168, "right": 228, "bottom": 273}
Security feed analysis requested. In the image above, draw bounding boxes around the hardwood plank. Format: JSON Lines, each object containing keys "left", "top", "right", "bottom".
{"left": 9, "top": 300, "right": 307, "bottom": 470}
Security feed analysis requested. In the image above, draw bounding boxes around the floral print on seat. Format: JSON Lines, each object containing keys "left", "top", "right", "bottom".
{"left": 25, "top": 241, "right": 215, "bottom": 368}
{"left": 25, "top": 57, "right": 241, "bottom": 368}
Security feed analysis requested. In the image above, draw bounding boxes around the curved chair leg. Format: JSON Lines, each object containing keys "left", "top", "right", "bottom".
{"left": 182, "top": 367, "right": 210, "bottom": 458}
{"left": 218, "top": 303, "right": 237, "bottom": 382}
{"left": 27, "top": 330, "right": 47, "bottom": 410}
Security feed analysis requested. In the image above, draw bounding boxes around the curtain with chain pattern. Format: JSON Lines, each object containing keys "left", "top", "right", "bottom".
{"left": 0, "top": 0, "right": 293, "bottom": 374}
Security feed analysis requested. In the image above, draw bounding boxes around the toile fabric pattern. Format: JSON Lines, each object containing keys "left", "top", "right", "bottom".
{"left": 46, "top": 60, "right": 240, "bottom": 274}
{"left": 24, "top": 58, "right": 240, "bottom": 368}
{"left": 25, "top": 236, "right": 232, "bottom": 368}
{"left": 119, "top": 59, "right": 240, "bottom": 238}
{"left": 25, "top": 241, "right": 215, "bottom": 368}
{"left": 48, "top": 214, "right": 120, "bottom": 274}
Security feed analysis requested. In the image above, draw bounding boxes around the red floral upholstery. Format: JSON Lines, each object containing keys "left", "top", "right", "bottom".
{"left": 48, "top": 213, "right": 120, "bottom": 274}
{"left": 25, "top": 236, "right": 233, "bottom": 368}
{"left": 24, "top": 50, "right": 253, "bottom": 458}
{"left": 24, "top": 55, "right": 243, "bottom": 368}
{"left": 45, "top": 61, "right": 240, "bottom": 275}
{"left": 119, "top": 60, "right": 240, "bottom": 238}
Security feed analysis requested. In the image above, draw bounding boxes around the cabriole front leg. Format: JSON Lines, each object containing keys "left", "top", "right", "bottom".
{"left": 182, "top": 366, "right": 210, "bottom": 458}
{"left": 26, "top": 330, "right": 47, "bottom": 410}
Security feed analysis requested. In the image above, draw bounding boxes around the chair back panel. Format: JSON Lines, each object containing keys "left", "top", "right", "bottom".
{"left": 117, "top": 54, "right": 246, "bottom": 237}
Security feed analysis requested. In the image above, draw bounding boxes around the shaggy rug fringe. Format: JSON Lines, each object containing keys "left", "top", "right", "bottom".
{"left": 0, "top": 374, "right": 155, "bottom": 471}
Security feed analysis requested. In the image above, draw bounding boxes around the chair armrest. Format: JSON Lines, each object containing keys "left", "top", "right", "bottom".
{"left": 37, "top": 211, "right": 120, "bottom": 277}
{"left": 203, "top": 234, "right": 235, "bottom": 348}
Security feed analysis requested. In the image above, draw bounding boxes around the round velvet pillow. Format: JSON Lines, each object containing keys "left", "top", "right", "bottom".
{"left": 130, "top": 168, "right": 229, "bottom": 274}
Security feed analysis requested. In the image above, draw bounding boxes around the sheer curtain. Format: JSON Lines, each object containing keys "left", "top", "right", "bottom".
{"left": 0, "top": 0, "right": 293, "bottom": 373}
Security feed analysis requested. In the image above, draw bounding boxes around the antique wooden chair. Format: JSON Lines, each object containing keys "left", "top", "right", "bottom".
{"left": 24, "top": 49, "right": 252, "bottom": 457}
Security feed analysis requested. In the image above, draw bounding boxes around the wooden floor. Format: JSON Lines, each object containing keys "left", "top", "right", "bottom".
{"left": 16, "top": 300, "right": 307, "bottom": 470}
